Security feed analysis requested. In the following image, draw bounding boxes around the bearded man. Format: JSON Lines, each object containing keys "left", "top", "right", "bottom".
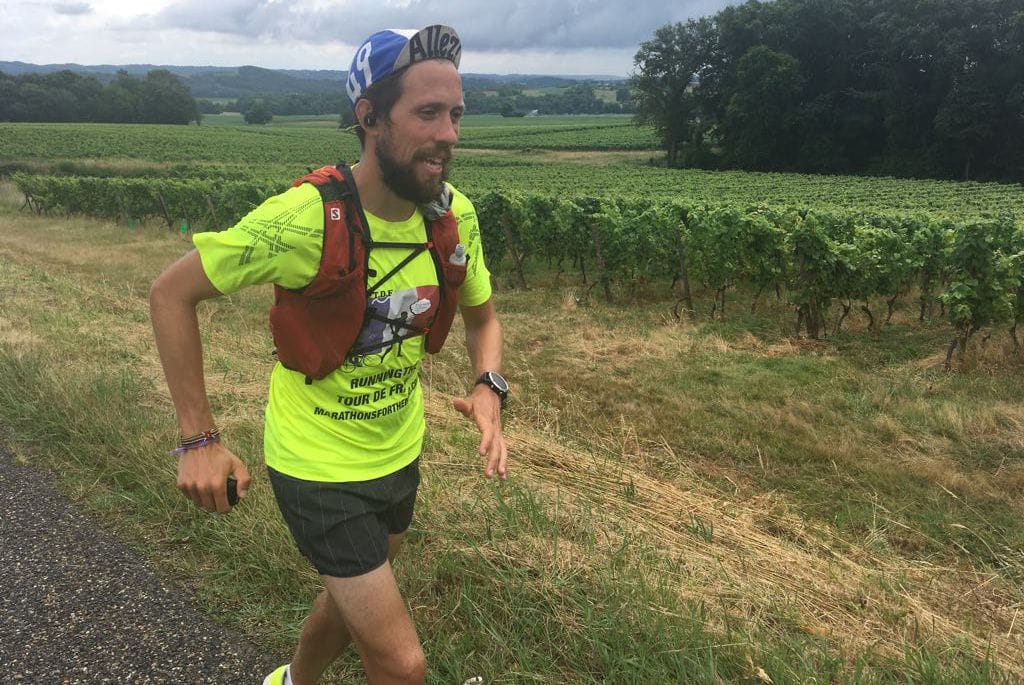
{"left": 149, "top": 25, "right": 508, "bottom": 685}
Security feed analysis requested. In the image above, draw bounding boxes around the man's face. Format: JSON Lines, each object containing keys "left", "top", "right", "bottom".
{"left": 374, "top": 60, "right": 464, "bottom": 204}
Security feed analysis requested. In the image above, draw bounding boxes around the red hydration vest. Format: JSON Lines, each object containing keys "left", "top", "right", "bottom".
{"left": 268, "top": 163, "right": 467, "bottom": 381}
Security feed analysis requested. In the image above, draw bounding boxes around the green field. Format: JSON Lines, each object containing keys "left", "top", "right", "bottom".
{"left": 1, "top": 118, "right": 1023, "bottom": 683}
{"left": 198, "top": 113, "right": 659, "bottom": 147}
{"left": 2, "top": 121, "right": 1021, "bottom": 219}
{"left": 202, "top": 113, "right": 343, "bottom": 129}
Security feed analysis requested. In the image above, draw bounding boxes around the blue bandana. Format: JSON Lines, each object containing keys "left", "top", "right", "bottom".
{"left": 346, "top": 25, "right": 462, "bottom": 108}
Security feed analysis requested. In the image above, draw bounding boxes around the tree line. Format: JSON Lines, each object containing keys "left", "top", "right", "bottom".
{"left": 198, "top": 82, "right": 635, "bottom": 121}
{"left": 198, "top": 92, "right": 348, "bottom": 117}
{"left": 633, "top": 0, "right": 1024, "bottom": 181}
{"left": 464, "top": 83, "right": 634, "bottom": 116}
{"left": 0, "top": 70, "right": 200, "bottom": 125}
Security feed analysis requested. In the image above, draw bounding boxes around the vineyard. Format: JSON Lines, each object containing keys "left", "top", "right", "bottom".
{"left": 12, "top": 172, "right": 1024, "bottom": 369}
{"left": 458, "top": 119, "right": 659, "bottom": 150}
{"left": 4, "top": 119, "right": 1024, "bottom": 367}
{"left": 0, "top": 122, "right": 360, "bottom": 165}
{"left": 0, "top": 117, "right": 656, "bottom": 162}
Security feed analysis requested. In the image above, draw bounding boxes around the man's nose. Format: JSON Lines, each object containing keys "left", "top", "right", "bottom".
{"left": 436, "top": 116, "right": 459, "bottom": 145}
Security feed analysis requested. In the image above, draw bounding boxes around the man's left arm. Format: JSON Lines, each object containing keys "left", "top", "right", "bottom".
{"left": 452, "top": 298, "right": 508, "bottom": 480}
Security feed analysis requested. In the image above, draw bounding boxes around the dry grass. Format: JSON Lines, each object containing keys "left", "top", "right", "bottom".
{"left": 0, "top": 157, "right": 189, "bottom": 177}
{"left": 417, "top": 291, "right": 1024, "bottom": 676}
{"left": 418, "top": 389, "right": 1024, "bottom": 673}
{"left": 0, "top": 314, "right": 42, "bottom": 349}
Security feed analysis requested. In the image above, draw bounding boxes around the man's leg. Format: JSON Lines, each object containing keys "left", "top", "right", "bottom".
{"left": 289, "top": 533, "right": 408, "bottom": 685}
{"left": 321, "top": 555, "right": 425, "bottom": 685}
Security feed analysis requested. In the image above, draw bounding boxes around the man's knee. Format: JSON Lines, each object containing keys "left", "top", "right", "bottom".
{"left": 376, "top": 644, "right": 426, "bottom": 684}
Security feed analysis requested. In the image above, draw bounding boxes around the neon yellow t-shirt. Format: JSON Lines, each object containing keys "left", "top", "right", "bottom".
{"left": 193, "top": 181, "right": 491, "bottom": 482}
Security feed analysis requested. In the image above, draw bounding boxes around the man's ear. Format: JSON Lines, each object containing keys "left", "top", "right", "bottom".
{"left": 354, "top": 100, "right": 376, "bottom": 130}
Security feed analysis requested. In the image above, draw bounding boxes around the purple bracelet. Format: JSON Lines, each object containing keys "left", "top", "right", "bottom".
{"left": 170, "top": 433, "right": 221, "bottom": 457}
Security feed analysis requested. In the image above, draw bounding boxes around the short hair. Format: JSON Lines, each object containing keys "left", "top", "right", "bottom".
{"left": 354, "top": 68, "right": 407, "bottom": 148}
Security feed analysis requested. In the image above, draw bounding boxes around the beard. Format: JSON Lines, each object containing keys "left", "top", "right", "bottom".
{"left": 376, "top": 130, "right": 451, "bottom": 205}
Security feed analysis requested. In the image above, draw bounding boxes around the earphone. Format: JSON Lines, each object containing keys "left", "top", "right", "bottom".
{"left": 363, "top": 111, "right": 377, "bottom": 127}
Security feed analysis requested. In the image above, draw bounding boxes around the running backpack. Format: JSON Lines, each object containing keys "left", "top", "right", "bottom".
{"left": 268, "top": 163, "right": 467, "bottom": 381}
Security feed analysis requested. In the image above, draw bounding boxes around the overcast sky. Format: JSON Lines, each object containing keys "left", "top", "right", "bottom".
{"left": 2, "top": 0, "right": 738, "bottom": 76}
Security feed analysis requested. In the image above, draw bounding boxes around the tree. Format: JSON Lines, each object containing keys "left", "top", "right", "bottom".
{"left": 338, "top": 107, "right": 356, "bottom": 129}
{"left": 933, "top": 82, "right": 998, "bottom": 181}
{"left": 196, "top": 99, "right": 225, "bottom": 115}
{"left": 243, "top": 100, "right": 273, "bottom": 125}
{"left": 720, "top": 46, "right": 805, "bottom": 170}
{"left": 0, "top": 76, "right": 17, "bottom": 120}
{"left": 500, "top": 101, "right": 522, "bottom": 117}
{"left": 631, "top": 19, "right": 717, "bottom": 167}
{"left": 140, "top": 70, "right": 200, "bottom": 124}
{"left": 106, "top": 70, "right": 142, "bottom": 122}
{"left": 632, "top": 0, "right": 1024, "bottom": 181}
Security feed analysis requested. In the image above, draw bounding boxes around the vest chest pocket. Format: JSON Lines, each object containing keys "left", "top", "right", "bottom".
{"left": 441, "top": 259, "right": 468, "bottom": 288}
{"left": 270, "top": 267, "right": 366, "bottom": 380}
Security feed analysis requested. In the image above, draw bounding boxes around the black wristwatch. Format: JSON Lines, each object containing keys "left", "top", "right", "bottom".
{"left": 475, "top": 371, "right": 509, "bottom": 405}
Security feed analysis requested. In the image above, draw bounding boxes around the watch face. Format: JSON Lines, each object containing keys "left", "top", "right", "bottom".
{"left": 487, "top": 372, "right": 509, "bottom": 394}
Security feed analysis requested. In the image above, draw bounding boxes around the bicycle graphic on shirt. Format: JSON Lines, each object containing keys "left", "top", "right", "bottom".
{"left": 342, "top": 286, "right": 439, "bottom": 371}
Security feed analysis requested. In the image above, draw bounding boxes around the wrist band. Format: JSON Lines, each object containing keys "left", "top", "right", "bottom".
{"left": 171, "top": 428, "right": 221, "bottom": 457}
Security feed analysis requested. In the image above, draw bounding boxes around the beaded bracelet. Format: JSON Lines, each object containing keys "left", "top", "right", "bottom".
{"left": 170, "top": 428, "right": 221, "bottom": 457}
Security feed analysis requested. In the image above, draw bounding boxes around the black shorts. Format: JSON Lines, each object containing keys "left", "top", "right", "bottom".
{"left": 267, "top": 458, "right": 420, "bottom": 578}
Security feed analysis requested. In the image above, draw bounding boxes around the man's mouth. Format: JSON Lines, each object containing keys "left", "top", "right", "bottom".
{"left": 418, "top": 151, "right": 451, "bottom": 171}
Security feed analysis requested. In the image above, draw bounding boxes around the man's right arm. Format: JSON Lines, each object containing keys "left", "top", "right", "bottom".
{"left": 150, "top": 250, "right": 251, "bottom": 513}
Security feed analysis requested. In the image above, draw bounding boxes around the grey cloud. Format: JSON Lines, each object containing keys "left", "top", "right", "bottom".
{"left": 310, "top": 0, "right": 695, "bottom": 49}
{"left": 53, "top": 1, "right": 91, "bottom": 14}
{"left": 133, "top": 0, "right": 736, "bottom": 51}
{"left": 137, "top": 0, "right": 300, "bottom": 37}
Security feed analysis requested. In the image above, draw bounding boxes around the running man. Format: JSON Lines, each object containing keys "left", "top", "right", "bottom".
{"left": 150, "top": 25, "right": 508, "bottom": 685}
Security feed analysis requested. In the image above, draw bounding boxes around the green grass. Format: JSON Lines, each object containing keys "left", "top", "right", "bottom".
{"left": 0, "top": 186, "right": 1021, "bottom": 682}
{"left": 201, "top": 113, "right": 342, "bottom": 129}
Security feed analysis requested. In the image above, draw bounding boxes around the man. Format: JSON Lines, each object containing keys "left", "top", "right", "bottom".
{"left": 149, "top": 25, "right": 508, "bottom": 685}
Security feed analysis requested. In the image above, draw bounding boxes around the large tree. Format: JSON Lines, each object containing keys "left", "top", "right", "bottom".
{"left": 632, "top": 0, "right": 1024, "bottom": 181}
{"left": 139, "top": 69, "right": 200, "bottom": 125}
{"left": 720, "top": 46, "right": 805, "bottom": 170}
{"left": 631, "top": 18, "right": 717, "bottom": 167}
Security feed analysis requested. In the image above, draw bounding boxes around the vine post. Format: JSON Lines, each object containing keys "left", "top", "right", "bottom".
{"left": 587, "top": 217, "right": 612, "bottom": 303}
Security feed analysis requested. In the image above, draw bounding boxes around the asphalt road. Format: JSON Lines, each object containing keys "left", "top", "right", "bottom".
{"left": 0, "top": 443, "right": 282, "bottom": 684}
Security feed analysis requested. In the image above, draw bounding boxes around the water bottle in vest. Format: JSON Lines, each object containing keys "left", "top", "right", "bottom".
{"left": 449, "top": 243, "right": 467, "bottom": 266}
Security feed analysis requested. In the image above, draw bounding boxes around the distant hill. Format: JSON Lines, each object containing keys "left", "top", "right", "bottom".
{"left": 0, "top": 61, "right": 626, "bottom": 99}
{"left": 0, "top": 62, "right": 341, "bottom": 97}
{"left": 186, "top": 66, "right": 335, "bottom": 97}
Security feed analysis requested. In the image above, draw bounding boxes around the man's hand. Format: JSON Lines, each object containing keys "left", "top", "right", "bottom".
{"left": 176, "top": 443, "right": 251, "bottom": 513}
{"left": 452, "top": 384, "right": 508, "bottom": 480}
